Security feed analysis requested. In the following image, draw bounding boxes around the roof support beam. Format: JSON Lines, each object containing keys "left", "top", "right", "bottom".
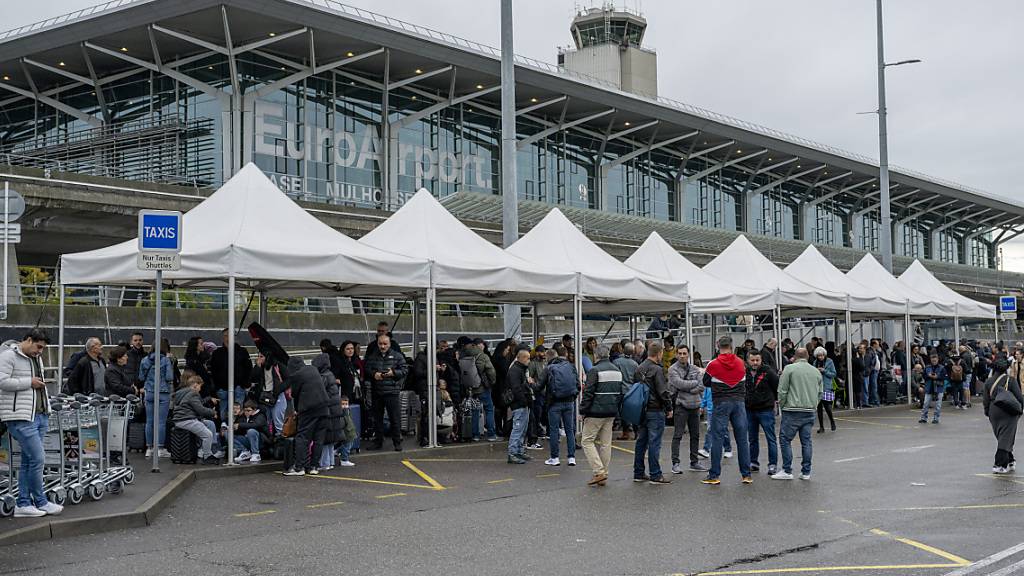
{"left": 517, "top": 107, "right": 615, "bottom": 150}
{"left": 755, "top": 157, "right": 798, "bottom": 175}
{"left": 85, "top": 41, "right": 225, "bottom": 101}
{"left": 0, "top": 64, "right": 101, "bottom": 127}
{"left": 606, "top": 120, "right": 659, "bottom": 142}
{"left": 254, "top": 48, "right": 384, "bottom": 98}
{"left": 515, "top": 95, "right": 566, "bottom": 116}
{"left": 393, "top": 84, "right": 500, "bottom": 129}
{"left": 603, "top": 131, "right": 698, "bottom": 170}
{"left": 803, "top": 173, "right": 861, "bottom": 207}
{"left": 749, "top": 164, "right": 826, "bottom": 196}
{"left": 387, "top": 65, "right": 453, "bottom": 90}
{"left": 897, "top": 199, "right": 957, "bottom": 224}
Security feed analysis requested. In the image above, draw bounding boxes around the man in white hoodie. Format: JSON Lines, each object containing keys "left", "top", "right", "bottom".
{"left": 0, "top": 329, "right": 63, "bottom": 517}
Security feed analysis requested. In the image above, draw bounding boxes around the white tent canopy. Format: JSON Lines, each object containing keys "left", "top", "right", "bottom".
{"left": 846, "top": 254, "right": 956, "bottom": 318}
{"left": 60, "top": 163, "right": 431, "bottom": 295}
{"left": 506, "top": 208, "right": 687, "bottom": 314}
{"left": 784, "top": 245, "right": 906, "bottom": 316}
{"left": 359, "top": 189, "right": 577, "bottom": 301}
{"left": 624, "top": 232, "right": 775, "bottom": 314}
{"left": 702, "top": 235, "right": 847, "bottom": 312}
{"left": 899, "top": 260, "right": 996, "bottom": 320}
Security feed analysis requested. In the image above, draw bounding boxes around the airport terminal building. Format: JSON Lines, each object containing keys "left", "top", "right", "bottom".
{"left": 0, "top": 0, "right": 1021, "bottom": 303}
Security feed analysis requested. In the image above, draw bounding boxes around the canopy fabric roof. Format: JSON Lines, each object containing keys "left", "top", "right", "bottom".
{"left": 784, "top": 245, "right": 906, "bottom": 316}
{"left": 506, "top": 209, "right": 687, "bottom": 314}
{"left": 359, "top": 189, "right": 577, "bottom": 301}
{"left": 846, "top": 254, "right": 956, "bottom": 318}
{"left": 60, "top": 164, "right": 431, "bottom": 295}
{"left": 898, "top": 260, "right": 996, "bottom": 319}
{"left": 624, "top": 232, "right": 775, "bottom": 314}
{"left": 702, "top": 235, "right": 847, "bottom": 312}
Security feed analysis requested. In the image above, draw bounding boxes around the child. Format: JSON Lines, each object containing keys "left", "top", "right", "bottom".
{"left": 337, "top": 396, "right": 358, "bottom": 467}
{"left": 698, "top": 386, "right": 732, "bottom": 459}
{"left": 172, "top": 375, "right": 223, "bottom": 464}
{"left": 233, "top": 400, "right": 268, "bottom": 464}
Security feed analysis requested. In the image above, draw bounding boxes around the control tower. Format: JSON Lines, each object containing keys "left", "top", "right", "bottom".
{"left": 558, "top": 3, "right": 658, "bottom": 96}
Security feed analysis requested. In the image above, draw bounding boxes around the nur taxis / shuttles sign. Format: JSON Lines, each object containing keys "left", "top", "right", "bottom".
{"left": 137, "top": 210, "right": 182, "bottom": 271}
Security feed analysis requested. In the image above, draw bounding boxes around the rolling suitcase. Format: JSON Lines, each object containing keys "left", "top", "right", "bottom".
{"left": 348, "top": 404, "right": 361, "bottom": 453}
{"left": 169, "top": 426, "right": 198, "bottom": 464}
{"left": 399, "top": 391, "right": 420, "bottom": 435}
{"left": 127, "top": 421, "right": 147, "bottom": 452}
{"left": 885, "top": 378, "right": 902, "bottom": 405}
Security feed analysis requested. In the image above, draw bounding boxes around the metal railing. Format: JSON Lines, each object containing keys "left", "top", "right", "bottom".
{"left": 0, "top": 0, "right": 152, "bottom": 42}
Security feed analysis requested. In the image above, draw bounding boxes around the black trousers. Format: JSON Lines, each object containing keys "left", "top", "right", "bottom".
{"left": 996, "top": 448, "right": 1015, "bottom": 468}
{"left": 671, "top": 406, "right": 701, "bottom": 465}
{"left": 373, "top": 393, "right": 403, "bottom": 448}
{"left": 817, "top": 400, "right": 835, "bottom": 430}
{"left": 294, "top": 414, "right": 326, "bottom": 471}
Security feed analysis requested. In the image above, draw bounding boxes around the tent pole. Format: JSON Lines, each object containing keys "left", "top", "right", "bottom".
{"left": 411, "top": 298, "right": 420, "bottom": 358}
{"left": 710, "top": 314, "right": 717, "bottom": 356}
{"left": 226, "top": 275, "right": 236, "bottom": 466}
{"left": 258, "top": 290, "right": 268, "bottom": 328}
{"left": 774, "top": 304, "right": 783, "bottom": 369}
{"left": 426, "top": 287, "right": 438, "bottom": 448}
{"left": 573, "top": 274, "right": 583, "bottom": 435}
{"left": 845, "top": 308, "right": 854, "bottom": 410}
{"left": 57, "top": 260, "right": 65, "bottom": 392}
{"left": 531, "top": 305, "right": 539, "bottom": 348}
{"left": 905, "top": 304, "right": 912, "bottom": 405}
{"left": 995, "top": 312, "right": 1000, "bottom": 346}
{"left": 953, "top": 303, "right": 960, "bottom": 349}
{"left": 685, "top": 302, "right": 693, "bottom": 351}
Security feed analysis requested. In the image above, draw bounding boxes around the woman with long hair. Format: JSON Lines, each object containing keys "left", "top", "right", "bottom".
{"left": 184, "top": 336, "right": 214, "bottom": 398}
{"left": 983, "top": 358, "right": 1023, "bottom": 474}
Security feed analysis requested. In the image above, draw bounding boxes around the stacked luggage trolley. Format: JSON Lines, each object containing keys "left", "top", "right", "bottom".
{"left": 0, "top": 393, "right": 139, "bottom": 516}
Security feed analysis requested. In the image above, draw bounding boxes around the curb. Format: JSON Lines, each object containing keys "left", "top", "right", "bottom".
{"left": 0, "top": 440, "right": 493, "bottom": 547}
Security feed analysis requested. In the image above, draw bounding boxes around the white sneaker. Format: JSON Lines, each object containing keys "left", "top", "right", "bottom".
{"left": 545, "top": 458, "right": 561, "bottom": 466}
{"left": 283, "top": 468, "right": 305, "bottom": 476}
{"left": 158, "top": 448, "right": 171, "bottom": 458}
{"left": 339, "top": 460, "right": 355, "bottom": 467}
{"left": 249, "top": 454, "right": 262, "bottom": 464}
{"left": 697, "top": 449, "right": 710, "bottom": 459}
{"left": 234, "top": 451, "right": 252, "bottom": 463}
{"left": 724, "top": 451, "right": 734, "bottom": 459}
{"left": 13, "top": 505, "right": 46, "bottom": 518}
{"left": 993, "top": 466, "right": 1009, "bottom": 474}
{"left": 567, "top": 457, "right": 576, "bottom": 466}
{"left": 145, "top": 448, "right": 153, "bottom": 457}
{"left": 799, "top": 473, "right": 811, "bottom": 481}
{"left": 771, "top": 471, "right": 794, "bottom": 480}
{"left": 38, "top": 501, "right": 63, "bottom": 515}
{"left": 212, "top": 450, "right": 225, "bottom": 459}
{"left": 307, "top": 468, "right": 320, "bottom": 476}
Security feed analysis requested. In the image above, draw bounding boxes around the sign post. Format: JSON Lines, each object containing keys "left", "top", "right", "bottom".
{"left": 1000, "top": 295, "right": 1017, "bottom": 322}
{"left": 138, "top": 210, "right": 182, "bottom": 473}
{"left": 2, "top": 182, "right": 25, "bottom": 321}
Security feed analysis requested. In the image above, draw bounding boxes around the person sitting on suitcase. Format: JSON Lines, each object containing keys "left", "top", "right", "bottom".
{"left": 172, "top": 375, "right": 223, "bottom": 464}
{"left": 363, "top": 334, "right": 409, "bottom": 452}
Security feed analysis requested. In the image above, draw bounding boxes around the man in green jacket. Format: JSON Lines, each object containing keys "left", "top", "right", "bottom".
{"left": 772, "top": 348, "right": 820, "bottom": 481}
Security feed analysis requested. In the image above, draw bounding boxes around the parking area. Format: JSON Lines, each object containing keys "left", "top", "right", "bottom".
{"left": 3, "top": 405, "right": 1024, "bottom": 576}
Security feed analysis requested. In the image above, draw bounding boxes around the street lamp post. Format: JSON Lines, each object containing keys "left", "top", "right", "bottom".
{"left": 875, "top": 0, "right": 920, "bottom": 274}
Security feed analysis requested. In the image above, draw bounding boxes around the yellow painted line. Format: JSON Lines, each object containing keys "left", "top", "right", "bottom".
{"left": 233, "top": 510, "right": 276, "bottom": 518}
{"left": 690, "top": 563, "right": 963, "bottom": 575}
{"left": 487, "top": 478, "right": 514, "bottom": 484}
{"left": 871, "top": 528, "right": 971, "bottom": 565}
{"left": 401, "top": 459, "right": 446, "bottom": 491}
{"left": 822, "top": 502, "right": 1024, "bottom": 513}
{"left": 536, "top": 473, "right": 560, "bottom": 478}
{"left": 306, "top": 501, "right": 345, "bottom": 509}
{"left": 376, "top": 492, "right": 406, "bottom": 499}
{"left": 309, "top": 474, "right": 437, "bottom": 491}
{"left": 405, "top": 458, "right": 504, "bottom": 462}
{"left": 835, "top": 417, "right": 905, "bottom": 429}
{"left": 610, "top": 444, "right": 635, "bottom": 455}
{"left": 976, "top": 473, "right": 1024, "bottom": 486}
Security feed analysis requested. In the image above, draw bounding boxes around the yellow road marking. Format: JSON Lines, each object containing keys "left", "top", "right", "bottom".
{"left": 822, "top": 502, "right": 1024, "bottom": 513}
{"left": 835, "top": 417, "right": 905, "bottom": 429}
{"left": 401, "top": 459, "right": 446, "bottom": 491}
{"left": 690, "top": 563, "right": 963, "bottom": 575}
{"left": 233, "top": 510, "right": 276, "bottom": 518}
{"left": 536, "top": 473, "right": 560, "bottom": 478}
{"left": 405, "top": 458, "right": 504, "bottom": 462}
{"left": 376, "top": 492, "right": 406, "bottom": 499}
{"left": 976, "top": 473, "right": 1024, "bottom": 486}
{"left": 487, "top": 478, "right": 514, "bottom": 484}
{"left": 870, "top": 528, "right": 971, "bottom": 565}
{"left": 306, "top": 501, "right": 345, "bottom": 509}
{"left": 309, "top": 474, "right": 438, "bottom": 491}
{"left": 611, "top": 444, "right": 635, "bottom": 455}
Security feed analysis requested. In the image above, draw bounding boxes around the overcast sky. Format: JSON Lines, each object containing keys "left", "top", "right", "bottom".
{"left": 9, "top": 0, "right": 1024, "bottom": 270}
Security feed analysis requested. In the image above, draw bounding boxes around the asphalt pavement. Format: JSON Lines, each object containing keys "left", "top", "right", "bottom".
{"left": 3, "top": 403, "right": 1024, "bottom": 576}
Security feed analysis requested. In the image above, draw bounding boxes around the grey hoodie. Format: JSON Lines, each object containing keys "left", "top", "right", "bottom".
{"left": 668, "top": 360, "right": 704, "bottom": 410}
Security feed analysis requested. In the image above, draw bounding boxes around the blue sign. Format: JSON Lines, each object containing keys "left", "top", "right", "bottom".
{"left": 137, "top": 210, "right": 182, "bottom": 252}
{"left": 1000, "top": 296, "right": 1017, "bottom": 313}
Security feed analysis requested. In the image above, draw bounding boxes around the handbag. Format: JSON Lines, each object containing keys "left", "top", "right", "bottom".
{"left": 282, "top": 412, "right": 298, "bottom": 438}
{"left": 439, "top": 405, "right": 455, "bottom": 428}
{"left": 991, "top": 375, "right": 1023, "bottom": 416}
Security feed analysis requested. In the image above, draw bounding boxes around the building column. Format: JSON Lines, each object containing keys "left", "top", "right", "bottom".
{"left": 799, "top": 201, "right": 815, "bottom": 242}
{"left": 744, "top": 192, "right": 759, "bottom": 235}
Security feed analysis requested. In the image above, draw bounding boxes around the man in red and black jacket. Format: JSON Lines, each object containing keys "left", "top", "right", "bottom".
{"left": 745, "top": 350, "right": 779, "bottom": 475}
{"left": 701, "top": 336, "right": 752, "bottom": 486}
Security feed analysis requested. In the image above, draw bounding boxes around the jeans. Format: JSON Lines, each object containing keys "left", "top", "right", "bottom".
{"left": 709, "top": 400, "right": 751, "bottom": 479}
{"left": 320, "top": 443, "right": 335, "bottom": 468}
{"left": 338, "top": 440, "right": 353, "bottom": 462}
{"left": 868, "top": 370, "right": 880, "bottom": 406}
{"left": 8, "top": 414, "right": 48, "bottom": 508}
{"left": 633, "top": 411, "right": 666, "bottom": 479}
{"left": 272, "top": 392, "right": 287, "bottom": 435}
{"left": 547, "top": 401, "right": 576, "bottom": 459}
{"left": 921, "top": 391, "right": 943, "bottom": 421}
{"left": 217, "top": 387, "right": 247, "bottom": 420}
{"left": 747, "top": 409, "right": 778, "bottom": 468}
{"left": 581, "top": 416, "right": 615, "bottom": 476}
{"left": 703, "top": 412, "right": 732, "bottom": 453}
{"left": 472, "top": 389, "right": 496, "bottom": 439}
{"left": 779, "top": 411, "right": 814, "bottom": 475}
{"left": 175, "top": 418, "right": 220, "bottom": 458}
{"left": 233, "top": 428, "right": 262, "bottom": 455}
{"left": 671, "top": 406, "right": 701, "bottom": 465}
{"left": 144, "top": 392, "right": 170, "bottom": 447}
{"left": 508, "top": 407, "right": 529, "bottom": 456}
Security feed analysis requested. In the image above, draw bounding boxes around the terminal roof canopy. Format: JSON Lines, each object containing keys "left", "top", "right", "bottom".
{"left": 702, "top": 235, "right": 846, "bottom": 312}
{"left": 898, "top": 260, "right": 996, "bottom": 320}
{"left": 506, "top": 209, "right": 687, "bottom": 313}
{"left": 358, "top": 189, "right": 577, "bottom": 301}
{"left": 845, "top": 254, "right": 955, "bottom": 318}
{"left": 60, "top": 164, "right": 432, "bottom": 295}
{"left": 784, "top": 245, "right": 906, "bottom": 316}
{"left": 625, "top": 232, "right": 775, "bottom": 314}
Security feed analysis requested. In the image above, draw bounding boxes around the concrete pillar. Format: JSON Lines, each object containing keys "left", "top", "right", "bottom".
{"left": 799, "top": 201, "right": 815, "bottom": 242}
{"left": 743, "top": 192, "right": 759, "bottom": 234}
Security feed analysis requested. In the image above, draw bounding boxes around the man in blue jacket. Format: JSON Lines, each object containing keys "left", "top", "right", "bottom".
{"left": 920, "top": 354, "right": 948, "bottom": 424}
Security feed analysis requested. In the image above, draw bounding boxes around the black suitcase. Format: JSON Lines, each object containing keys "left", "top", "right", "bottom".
{"left": 127, "top": 421, "right": 147, "bottom": 452}
{"left": 169, "top": 426, "right": 198, "bottom": 464}
{"left": 460, "top": 405, "right": 474, "bottom": 441}
{"left": 399, "top": 391, "right": 420, "bottom": 435}
{"left": 885, "top": 378, "right": 902, "bottom": 404}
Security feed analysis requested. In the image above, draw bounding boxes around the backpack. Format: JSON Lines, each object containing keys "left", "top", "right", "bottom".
{"left": 950, "top": 361, "right": 964, "bottom": 383}
{"left": 620, "top": 376, "right": 651, "bottom": 426}
{"left": 63, "top": 350, "right": 86, "bottom": 379}
{"left": 547, "top": 361, "right": 577, "bottom": 400}
{"left": 460, "top": 355, "right": 482, "bottom": 395}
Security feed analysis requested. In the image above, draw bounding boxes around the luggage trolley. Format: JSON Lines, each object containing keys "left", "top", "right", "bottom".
{"left": 96, "top": 394, "right": 138, "bottom": 491}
